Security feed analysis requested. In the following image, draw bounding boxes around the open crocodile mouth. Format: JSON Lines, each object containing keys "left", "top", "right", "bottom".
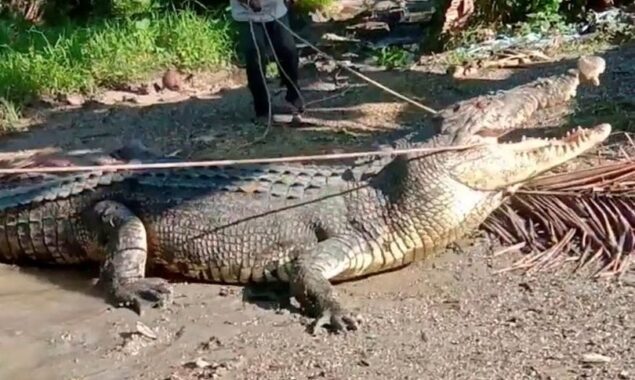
{"left": 562, "top": 125, "right": 609, "bottom": 144}
{"left": 509, "top": 123, "right": 611, "bottom": 151}
{"left": 451, "top": 123, "right": 612, "bottom": 192}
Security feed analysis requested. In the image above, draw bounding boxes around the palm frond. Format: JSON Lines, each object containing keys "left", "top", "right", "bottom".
{"left": 484, "top": 156, "right": 635, "bottom": 279}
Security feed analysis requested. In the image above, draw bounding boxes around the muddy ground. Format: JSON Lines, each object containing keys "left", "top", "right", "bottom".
{"left": 0, "top": 41, "right": 634, "bottom": 380}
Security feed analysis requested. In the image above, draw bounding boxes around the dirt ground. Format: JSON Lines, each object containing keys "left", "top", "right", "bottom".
{"left": 1, "top": 41, "right": 634, "bottom": 380}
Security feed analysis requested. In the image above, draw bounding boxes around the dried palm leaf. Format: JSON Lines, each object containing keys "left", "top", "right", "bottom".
{"left": 484, "top": 157, "right": 635, "bottom": 279}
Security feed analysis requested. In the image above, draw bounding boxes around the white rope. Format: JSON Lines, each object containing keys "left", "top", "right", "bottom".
{"left": 0, "top": 143, "right": 486, "bottom": 174}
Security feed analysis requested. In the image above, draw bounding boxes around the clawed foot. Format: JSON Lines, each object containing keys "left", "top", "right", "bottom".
{"left": 309, "top": 307, "right": 358, "bottom": 335}
{"left": 109, "top": 277, "right": 173, "bottom": 315}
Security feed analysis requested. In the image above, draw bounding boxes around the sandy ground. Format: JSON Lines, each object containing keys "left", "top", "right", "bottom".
{"left": 0, "top": 41, "right": 634, "bottom": 380}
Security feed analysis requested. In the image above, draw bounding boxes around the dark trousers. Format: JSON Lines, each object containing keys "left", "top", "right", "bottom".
{"left": 238, "top": 14, "right": 300, "bottom": 117}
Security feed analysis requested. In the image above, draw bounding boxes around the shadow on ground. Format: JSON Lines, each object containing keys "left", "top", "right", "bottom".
{"left": 2, "top": 41, "right": 633, "bottom": 166}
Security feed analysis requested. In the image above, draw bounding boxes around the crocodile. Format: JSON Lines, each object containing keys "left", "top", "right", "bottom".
{"left": 0, "top": 56, "right": 609, "bottom": 333}
{"left": 33, "top": 55, "right": 600, "bottom": 205}
{"left": 106, "top": 54, "right": 603, "bottom": 196}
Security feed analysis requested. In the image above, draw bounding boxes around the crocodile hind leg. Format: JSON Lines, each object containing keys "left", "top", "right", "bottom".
{"left": 82, "top": 200, "right": 173, "bottom": 314}
{"left": 289, "top": 237, "right": 359, "bottom": 334}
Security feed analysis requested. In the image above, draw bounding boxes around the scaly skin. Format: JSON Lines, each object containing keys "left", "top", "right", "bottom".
{"left": 348, "top": 54, "right": 607, "bottom": 174}
{"left": 101, "top": 55, "right": 606, "bottom": 195}
{"left": 0, "top": 124, "right": 611, "bottom": 331}
{"left": 437, "top": 55, "right": 606, "bottom": 144}
{"left": 0, "top": 56, "right": 609, "bottom": 333}
{"left": 285, "top": 123, "right": 611, "bottom": 331}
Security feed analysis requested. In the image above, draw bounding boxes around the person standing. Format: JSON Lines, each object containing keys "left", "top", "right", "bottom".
{"left": 230, "top": 0, "right": 304, "bottom": 123}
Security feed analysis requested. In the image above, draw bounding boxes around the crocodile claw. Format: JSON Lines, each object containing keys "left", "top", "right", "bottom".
{"left": 310, "top": 308, "right": 358, "bottom": 335}
{"left": 110, "top": 277, "right": 173, "bottom": 315}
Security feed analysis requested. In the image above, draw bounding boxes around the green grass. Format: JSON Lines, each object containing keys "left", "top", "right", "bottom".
{"left": 371, "top": 46, "right": 415, "bottom": 70}
{"left": 0, "top": 9, "right": 236, "bottom": 107}
{"left": 0, "top": 97, "right": 22, "bottom": 132}
{"left": 293, "top": 0, "right": 335, "bottom": 14}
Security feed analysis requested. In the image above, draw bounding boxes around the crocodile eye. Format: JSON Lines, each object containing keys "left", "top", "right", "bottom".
{"left": 341, "top": 169, "right": 355, "bottom": 181}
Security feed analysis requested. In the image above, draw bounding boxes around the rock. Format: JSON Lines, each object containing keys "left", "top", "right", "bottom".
{"left": 135, "top": 321, "right": 158, "bottom": 340}
{"left": 183, "top": 358, "right": 212, "bottom": 369}
{"left": 372, "top": 0, "right": 398, "bottom": 12}
{"left": 314, "top": 59, "right": 338, "bottom": 73}
{"left": 581, "top": 353, "right": 612, "bottom": 364}
{"left": 346, "top": 21, "right": 391, "bottom": 34}
{"left": 63, "top": 94, "right": 85, "bottom": 106}
{"left": 321, "top": 33, "right": 359, "bottom": 43}
{"left": 163, "top": 69, "right": 182, "bottom": 91}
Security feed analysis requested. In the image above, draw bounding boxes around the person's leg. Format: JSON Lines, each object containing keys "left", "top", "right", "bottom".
{"left": 238, "top": 21, "right": 270, "bottom": 118}
{"left": 267, "top": 14, "right": 303, "bottom": 111}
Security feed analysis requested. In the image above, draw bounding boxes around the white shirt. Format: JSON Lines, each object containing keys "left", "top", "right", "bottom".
{"left": 229, "top": 0, "right": 288, "bottom": 22}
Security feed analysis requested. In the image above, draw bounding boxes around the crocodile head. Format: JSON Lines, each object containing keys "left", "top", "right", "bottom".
{"left": 360, "top": 123, "right": 611, "bottom": 267}
{"left": 443, "top": 123, "right": 612, "bottom": 191}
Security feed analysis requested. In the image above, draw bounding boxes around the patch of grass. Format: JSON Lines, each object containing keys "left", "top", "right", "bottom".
{"left": 293, "top": 0, "right": 335, "bottom": 14}
{"left": 0, "top": 97, "right": 22, "bottom": 133}
{"left": 265, "top": 61, "right": 278, "bottom": 79}
{"left": 555, "top": 36, "right": 613, "bottom": 57}
{"left": 441, "top": 49, "right": 472, "bottom": 67}
{"left": 110, "top": 0, "right": 162, "bottom": 17}
{"left": 512, "top": 11, "right": 570, "bottom": 36}
{"left": 472, "top": 0, "right": 581, "bottom": 26}
{"left": 371, "top": 46, "right": 415, "bottom": 70}
{"left": 0, "top": 8, "right": 236, "bottom": 106}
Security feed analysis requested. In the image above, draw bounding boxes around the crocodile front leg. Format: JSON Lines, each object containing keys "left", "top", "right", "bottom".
{"left": 83, "top": 200, "right": 173, "bottom": 314}
{"left": 289, "top": 237, "right": 359, "bottom": 334}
